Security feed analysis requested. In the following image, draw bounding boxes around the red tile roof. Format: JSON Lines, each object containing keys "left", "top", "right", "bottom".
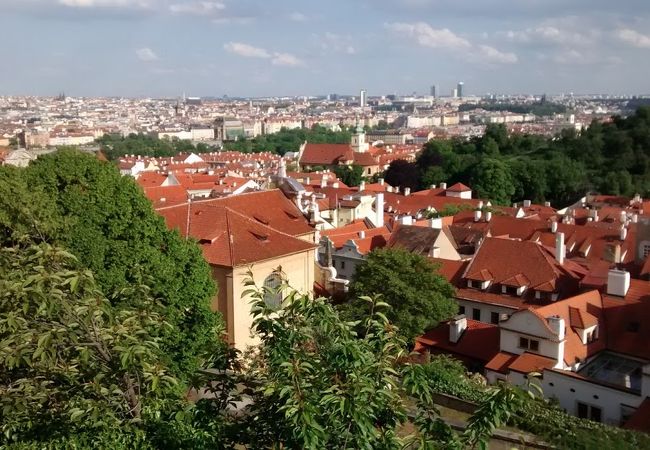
{"left": 415, "top": 319, "right": 500, "bottom": 363}
{"left": 485, "top": 352, "right": 519, "bottom": 374}
{"left": 143, "top": 185, "right": 188, "bottom": 208}
{"left": 508, "top": 352, "right": 556, "bottom": 374}
{"left": 447, "top": 182, "right": 471, "bottom": 193}
{"left": 158, "top": 203, "right": 316, "bottom": 267}
{"left": 156, "top": 190, "right": 314, "bottom": 237}
{"left": 602, "top": 279, "right": 650, "bottom": 360}
{"left": 429, "top": 258, "right": 470, "bottom": 286}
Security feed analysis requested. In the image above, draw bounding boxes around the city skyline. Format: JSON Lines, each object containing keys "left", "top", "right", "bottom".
{"left": 1, "top": 0, "right": 649, "bottom": 97}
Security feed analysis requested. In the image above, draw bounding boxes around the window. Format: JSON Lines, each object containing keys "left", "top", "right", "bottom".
{"left": 459, "top": 305, "right": 466, "bottom": 315}
{"left": 340, "top": 260, "right": 346, "bottom": 270}
{"left": 491, "top": 312, "right": 500, "bottom": 324}
{"left": 519, "top": 337, "right": 540, "bottom": 352}
{"left": 263, "top": 273, "right": 283, "bottom": 309}
{"left": 577, "top": 402, "right": 602, "bottom": 422}
{"left": 472, "top": 308, "right": 481, "bottom": 321}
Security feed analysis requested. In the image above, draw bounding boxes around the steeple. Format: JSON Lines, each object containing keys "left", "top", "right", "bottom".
{"left": 351, "top": 116, "right": 369, "bottom": 153}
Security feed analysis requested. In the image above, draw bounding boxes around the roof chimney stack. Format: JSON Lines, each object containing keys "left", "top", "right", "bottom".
{"left": 484, "top": 211, "right": 492, "bottom": 222}
{"left": 374, "top": 193, "right": 384, "bottom": 228}
{"left": 359, "top": 181, "right": 366, "bottom": 192}
{"left": 474, "top": 209, "right": 482, "bottom": 222}
{"left": 551, "top": 220, "right": 558, "bottom": 233}
{"left": 523, "top": 200, "right": 531, "bottom": 208}
{"left": 404, "top": 187, "right": 411, "bottom": 196}
{"left": 607, "top": 269, "right": 630, "bottom": 297}
{"left": 555, "top": 232, "right": 565, "bottom": 265}
{"left": 440, "top": 182, "right": 447, "bottom": 190}
{"left": 379, "top": 178, "right": 385, "bottom": 186}
{"left": 449, "top": 315, "right": 467, "bottom": 344}
{"left": 620, "top": 226, "right": 628, "bottom": 241}
{"left": 620, "top": 211, "right": 627, "bottom": 224}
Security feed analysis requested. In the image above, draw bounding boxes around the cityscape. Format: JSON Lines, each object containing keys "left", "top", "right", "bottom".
{"left": 1, "top": 1, "right": 650, "bottom": 449}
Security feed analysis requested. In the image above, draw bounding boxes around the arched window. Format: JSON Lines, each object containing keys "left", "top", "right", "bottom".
{"left": 263, "top": 273, "right": 283, "bottom": 309}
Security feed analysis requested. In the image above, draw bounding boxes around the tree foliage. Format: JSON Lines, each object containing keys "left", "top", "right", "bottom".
{"left": 333, "top": 164, "right": 364, "bottom": 187}
{"left": 343, "top": 248, "right": 457, "bottom": 342}
{"left": 398, "top": 107, "right": 650, "bottom": 207}
{"left": 0, "top": 244, "right": 200, "bottom": 448}
{"left": 4, "top": 150, "right": 222, "bottom": 378}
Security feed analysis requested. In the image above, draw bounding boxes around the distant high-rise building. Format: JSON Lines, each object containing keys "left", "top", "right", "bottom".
{"left": 430, "top": 84, "right": 437, "bottom": 98}
{"left": 457, "top": 81, "right": 464, "bottom": 98}
{"left": 360, "top": 89, "right": 367, "bottom": 108}
{"left": 452, "top": 88, "right": 458, "bottom": 98}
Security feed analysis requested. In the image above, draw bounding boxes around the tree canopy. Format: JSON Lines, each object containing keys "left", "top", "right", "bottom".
{"left": 2, "top": 150, "right": 223, "bottom": 378}
{"left": 342, "top": 248, "right": 457, "bottom": 342}
{"left": 389, "top": 107, "right": 650, "bottom": 207}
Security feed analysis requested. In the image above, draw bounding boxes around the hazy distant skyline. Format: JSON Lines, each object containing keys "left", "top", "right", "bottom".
{"left": 1, "top": 0, "right": 649, "bottom": 98}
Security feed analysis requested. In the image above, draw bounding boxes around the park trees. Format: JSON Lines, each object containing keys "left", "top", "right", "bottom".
{"left": 341, "top": 248, "right": 457, "bottom": 343}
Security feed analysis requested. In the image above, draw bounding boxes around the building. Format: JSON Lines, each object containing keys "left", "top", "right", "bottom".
{"left": 214, "top": 117, "right": 245, "bottom": 142}
{"left": 430, "top": 85, "right": 437, "bottom": 98}
{"left": 156, "top": 190, "right": 317, "bottom": 349}
{"left": 360, "top": 89, "right": 367, "bottom": 108}
{"left": 457, "top": 82, "right": 465, "bottom": 98}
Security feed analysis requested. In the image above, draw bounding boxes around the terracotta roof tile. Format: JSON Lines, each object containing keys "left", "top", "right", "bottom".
{"left": 415, "top": 319, "right": 500, "bottom": 363}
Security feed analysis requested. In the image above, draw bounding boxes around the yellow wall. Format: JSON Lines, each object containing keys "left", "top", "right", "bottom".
{"left": 213, "top": 249, "right": 316, "bottom": 350}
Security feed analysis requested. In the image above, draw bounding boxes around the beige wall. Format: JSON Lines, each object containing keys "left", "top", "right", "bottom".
{"left": 214, "top": 249, "right": 316, "bottom": 350}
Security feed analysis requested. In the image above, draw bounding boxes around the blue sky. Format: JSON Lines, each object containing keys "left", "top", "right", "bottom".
{"left": 1, "top": 0, "right": 649, "bottom": 97}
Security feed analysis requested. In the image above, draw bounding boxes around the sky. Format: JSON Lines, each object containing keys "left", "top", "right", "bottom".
{"left": 0, "top": 0, "right": 649, "bottom": 97}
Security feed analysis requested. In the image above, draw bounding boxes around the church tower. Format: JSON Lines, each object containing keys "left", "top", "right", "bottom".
{"left": 350, "top": 120, "right": 369, "bottom": 153}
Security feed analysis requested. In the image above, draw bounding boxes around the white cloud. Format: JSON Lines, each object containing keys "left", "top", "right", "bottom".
{"left": 317, "top": 32, "right": 358, "bottom": 55}
{"left": 58, "top": 0, "right": 151, "bottom": 8}
{"left": 169, "top": 1, "right": 225, "bottom": 15}
{"left": 387, "top": 21, "right": 516, "bottom": 64}
{"left": 386, "top": 22, "right": 471, "bottom": 49}
{"left": 475, "top": 45, "right": 517, "bottom": 64}
{"left": 289, "top": 12, "right": 307, "bottom": 22}
{"left": 224, "top": 42, "right": 304, "bottom": 66}
{"left": 271, "top": 52, "right": 303, "bottom": 66}
{"left": 617, "top": 28, "right": 650, "bottom": 48}
{"left": 135, "top": 47, "right": 159, "bottom": 61}
{"left": 224, "top": 42, "right": 270, "bottom": 58}
{"left": 505, "top": 25, "right": 596, "bottom": 46}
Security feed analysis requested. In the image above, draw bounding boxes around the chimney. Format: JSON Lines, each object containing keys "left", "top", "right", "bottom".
{"left": 374, "top": 193, "right": 384, "bottom": 228}
{"left": 306, "top": 176, "right": 311, "bottom": 185}
{"left": 555, "top": 232, "right": 565, "bottom": 265}
{"left": 379, "top": 178, "right": 385, "bottom": 186}
{"left": 332, "top": 182, "right": 340, "bottom": 188}
{"left": 633, "top": 213, "right": 639, "bottom": 223}
{"left": 547, "top": 315, "right": 565, "bottom": 340}
{"left": 523, "top": 200, "right": 532, "bottom": 208}
{"left": 607, "top": 269, "right": 630, "bottom": 297}
{"left": 429, "top": 217, "right": 443, "bottom": 229}
{"left": 404, "top": 187, "right": 411, "bottom": 196}
{"left": 359, "top": 181, "right": 366, "bottom": 192}
{"left": 449, "top": 315, "right": 467, "bottom": 344}
{"left": 321, "top": 178, "right": 327, "bottom": 188}
{"left": 440, "top": 182, "right": 447, "bottom": 190}
{"left": 478, "top": 201, "right": 484, "bottom": 209}
{"left": 551, "top": 220, "right": 558, "bottom": 233}
{"left": 620, "top": 211, "right": 627, "bottom": 224}
{"left": 544, "top": 201, "right": 551, "bottom": 207}
{"left": 474, "top": 209, "right": 482, "bottom": 222}
{"left": 590, "top": 209, "right": 599, "bottom": 222}
{"left": 430, "top": 184, "right": 437, "bottom": 189}
{"left": 614, "top": 244, "right": 622, "bottom": 264}
{"left": 358, "top": 230, "right": 366, "bottom": 239}
{"left": 400, "top": 216, "right": 413, "bottom": 226}
{"left": 484, "top": 211, "right": 492, "bottom": 222}
{"left": 620, "top": 226, "right": 628, "bottom": 241}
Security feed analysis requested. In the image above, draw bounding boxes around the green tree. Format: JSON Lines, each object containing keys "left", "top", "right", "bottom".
{"left": 20, "top": 150, "right": 222, "bottom": 377}
{"left": 469, "top": 158, "right": 516, "bottom": 205}
{"left": 0, "top": 243, "right": 206, "bottom": 448}
{"left": 222, "top": 272, "right": 517, "bottom": 449}
{"left": 333, "top": 164, "right": 364, "bottom": 187}
{"left": 343, "top": 248, "right": 457, "bottom": 343}
{"left": 384, "top": 159, "right": 420, "bottom": 191}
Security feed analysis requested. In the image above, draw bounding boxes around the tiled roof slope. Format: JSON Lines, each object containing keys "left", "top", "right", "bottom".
{"left": 158, "top": 203, "right": 316, "bottom": 267}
